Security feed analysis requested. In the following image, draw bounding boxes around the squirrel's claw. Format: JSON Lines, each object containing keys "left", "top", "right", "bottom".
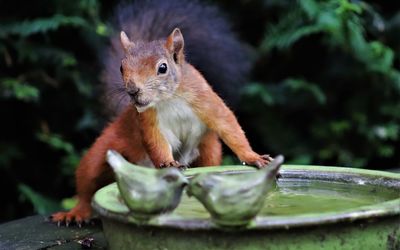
{"left": 159, "top": 160, "right": 185, "bottom": 169}
{"left": 243, "top": 154, "right": 274, "bottom": 169}
{"left": 254, "top": 154, "right": 274, "bottom": 168}
{"left": 50, "top": 204, "right": 92, "bottom": 227}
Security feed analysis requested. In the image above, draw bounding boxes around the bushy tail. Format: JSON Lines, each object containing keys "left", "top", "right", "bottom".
{"left": 102, "top": 0, "right": 251, "bottom": 115}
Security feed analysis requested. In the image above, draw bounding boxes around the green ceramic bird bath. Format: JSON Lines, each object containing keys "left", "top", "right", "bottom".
{"left": 92, "top": 165, "right": 400, "bottom": 250}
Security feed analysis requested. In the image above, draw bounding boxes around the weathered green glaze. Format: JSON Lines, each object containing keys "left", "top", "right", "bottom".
{"left": 187, "top": 156, "right": 283, "bottom": 226}
{"left": 93, "top": 165, "right": 400, "bottom": 250}
{"left": 106, "top": 150, "right": 188, "bottom": 221}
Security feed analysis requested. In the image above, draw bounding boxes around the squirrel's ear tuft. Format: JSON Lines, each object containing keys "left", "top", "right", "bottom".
{"left": 120, "top": 31, "right": 135, "bottom": 52}
{"left": 165, "top": 28, "right": 184, "bottom": 64}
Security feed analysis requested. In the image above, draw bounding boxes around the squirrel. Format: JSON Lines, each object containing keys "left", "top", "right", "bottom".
{"left": 51, "top": 0, "right": 272, "bottom": 225}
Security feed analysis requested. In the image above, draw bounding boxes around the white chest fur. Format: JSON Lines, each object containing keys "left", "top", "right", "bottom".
{"left": 155, "top": 98, "right": 206, "bottom": 166}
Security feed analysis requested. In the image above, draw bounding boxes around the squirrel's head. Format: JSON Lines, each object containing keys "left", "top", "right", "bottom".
{"left": 119, "top": 28, "right": 185, "bottom": 112}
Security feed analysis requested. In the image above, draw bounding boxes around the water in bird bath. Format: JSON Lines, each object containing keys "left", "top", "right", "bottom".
{"left": 171, "top": 178, "right": 399, "bottom": 219}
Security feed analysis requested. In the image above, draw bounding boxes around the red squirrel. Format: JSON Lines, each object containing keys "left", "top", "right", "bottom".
{"left": 51, "top": 0, "right": 272, "bottom": 225}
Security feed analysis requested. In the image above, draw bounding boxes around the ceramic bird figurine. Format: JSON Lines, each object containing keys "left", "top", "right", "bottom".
{"left": 187, "top": 155, "right": 284, "bottom": 227}
{"left": 106, "top": 149, "right": 188, "bottom": 220}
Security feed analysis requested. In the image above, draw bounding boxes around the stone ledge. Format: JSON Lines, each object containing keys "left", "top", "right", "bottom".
{"left": 0, "top": 215, "right": 107, "bottom": 249}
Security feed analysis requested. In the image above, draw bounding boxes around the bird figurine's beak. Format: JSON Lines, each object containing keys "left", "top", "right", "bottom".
{"left": 264, "top": 155, "right": 284, "bottom": 179}
{"left": 161, "top": 170, "right": 189, "bottom": 186}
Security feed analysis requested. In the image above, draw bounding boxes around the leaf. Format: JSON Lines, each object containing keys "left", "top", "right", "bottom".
{"left": 18, "top": 184, "right": 62, "bottom": 214}
{"left": 299, "top": 0, "right": 320, "bottom": 19}
{"left": 336, "top": 0, "right": 363, "bottom": 15}
{"left": 13, "top": 42, "right": 78, "bottom": 67}
{"left": 329, "top": 120, "right": 351, "bottom": 135}
{"left": 242, "top": 83, "right": 275, "bottom": 105}
{"left": 283, "top": 78, "right": 327, "bottom": 104}
{"left": 1, "top": 78, "right": 40, "bottom": 102}
{"left": 36, "top": 132, "right": 80, "bottom": 177}
{"left": 37, "top": 133, "right": 75, "bottom": 154}
{"left": 61, "top": 197, "right": 78, "bottom": 210}
{"left": 96, "top": 23, "right": 109, "bottom": 36}
{"left": 367, "top": 41, "right": 394, "bottom": 73}
{"left": 261, "top": 7, "right": 325, "bottom": 51}
{"left": 0, "top": 15, "right": 88, "bottom": 38}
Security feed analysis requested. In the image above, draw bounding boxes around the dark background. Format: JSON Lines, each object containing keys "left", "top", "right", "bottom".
{"left": 0, "top": 0, "right": 399, "bottom": 223}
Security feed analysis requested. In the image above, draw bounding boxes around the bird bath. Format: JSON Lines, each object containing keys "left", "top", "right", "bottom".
{"left": 92, "top": 165, "right": 400, "bottom": 250}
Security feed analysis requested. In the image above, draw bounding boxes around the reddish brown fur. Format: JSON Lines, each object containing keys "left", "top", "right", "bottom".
{"left": 177, "top": 64, "right": 265, "bottom": 164}
{"left": 192, "top": 131, "right": 222, "bottom": 167}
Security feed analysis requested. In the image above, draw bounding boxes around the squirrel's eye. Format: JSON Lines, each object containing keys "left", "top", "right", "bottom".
{"left": 120, "top": 65, "right": 123, "bottom": 74}
{"left": 157, "top": 63, "right": 168, "bottom": 74}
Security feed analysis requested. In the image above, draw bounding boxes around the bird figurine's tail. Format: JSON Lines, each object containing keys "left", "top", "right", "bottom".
{"left": 106, "top": 149, "right": 129, "bottom": 173}
{"left": 264, "top": 155, "right": 284, "bottom": 180}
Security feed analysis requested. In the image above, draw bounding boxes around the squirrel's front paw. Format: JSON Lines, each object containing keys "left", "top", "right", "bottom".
{"left": 242, "top": 154, "right": 273, "bottom": 169}
{"left": 159, "top": 160, "right": 185, "bottom": 170}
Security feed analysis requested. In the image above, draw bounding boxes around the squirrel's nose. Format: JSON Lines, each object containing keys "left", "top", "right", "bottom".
{"left": 127, "top": 87, "right": 140, "bottom": 99}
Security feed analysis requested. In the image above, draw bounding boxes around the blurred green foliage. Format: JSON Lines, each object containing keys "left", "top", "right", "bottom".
{"left": 0, "top": 0, "right": 399, "bottom": 222}
{"left": 239, "top": 0, "right": 400, "bottom": 168}
{"left": 0, "top": 0, "right": 108, "bottom": 221}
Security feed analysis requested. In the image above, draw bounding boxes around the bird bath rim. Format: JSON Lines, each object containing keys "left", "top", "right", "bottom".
{"left": 92, "top": 165, "right": 400, "bottom": 231}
